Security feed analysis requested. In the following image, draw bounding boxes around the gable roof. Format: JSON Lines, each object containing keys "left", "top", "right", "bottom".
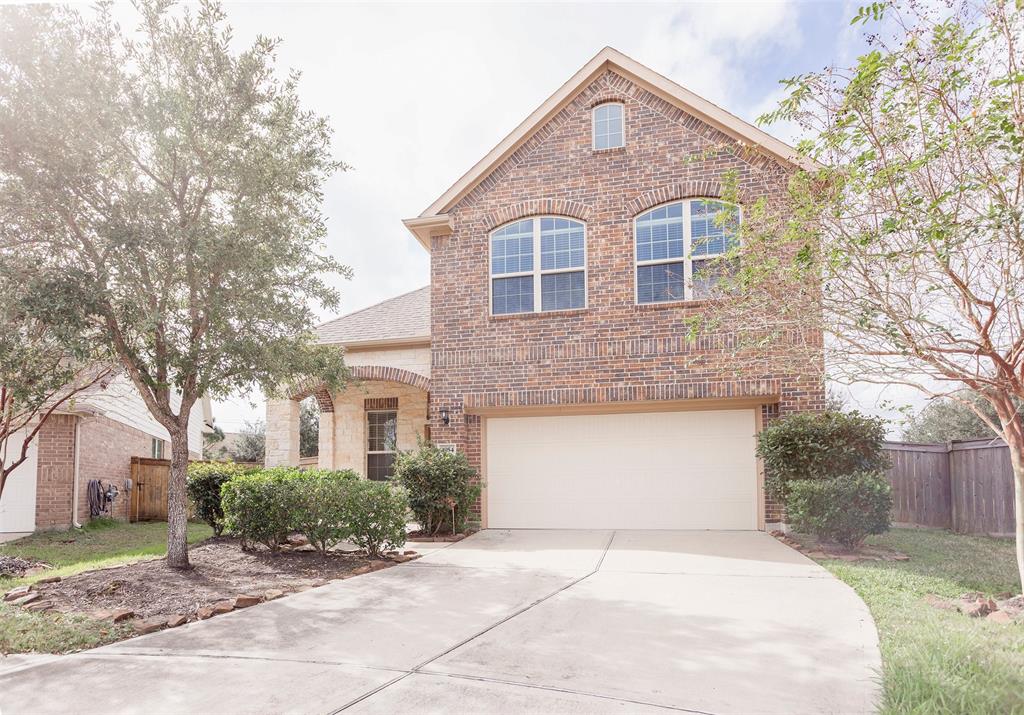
{"left": 316, "top": 285, "right": 431, "bottom": 347}
{"left": 404, "top": 46, "right": 816, "bottom": 250}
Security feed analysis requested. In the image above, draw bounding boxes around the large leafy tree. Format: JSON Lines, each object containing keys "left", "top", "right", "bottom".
{"left": 0, "top": 255, "right": 112, "bottom": 502}
{"left": 0, "top": 1, "right": 348, "bottom": 567}
{"left": 706, "top": 1, "right": 1024, "bottom": 588}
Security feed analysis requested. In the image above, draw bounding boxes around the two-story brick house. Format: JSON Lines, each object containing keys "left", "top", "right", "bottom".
{"left": 265, "top": 47, "right": 824, "bottom": 531}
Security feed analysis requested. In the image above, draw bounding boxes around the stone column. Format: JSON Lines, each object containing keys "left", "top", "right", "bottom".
{"left": 317, "top": 410, "right": 335, "bottom": 469}
{"left": 265, "top": 398, "right": 299, "bottom": 467}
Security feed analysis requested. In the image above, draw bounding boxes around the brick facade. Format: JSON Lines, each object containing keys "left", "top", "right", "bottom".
{"left": 426, "top": 69, "right": 825, "bottom": 524}
{"left": 34, "top": 415, "right": 77, "bottom": 530}
{"left": 32, "top": 413, "right": 172, "bottom": 530}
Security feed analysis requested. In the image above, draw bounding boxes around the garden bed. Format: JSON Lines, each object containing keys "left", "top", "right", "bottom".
{"left": 3, "top": 535, "right": 418, "bottom": 647}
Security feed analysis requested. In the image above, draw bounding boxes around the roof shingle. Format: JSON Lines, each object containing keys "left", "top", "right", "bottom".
{"left": 316, "top": 285, "right": 430, "bottom": 345}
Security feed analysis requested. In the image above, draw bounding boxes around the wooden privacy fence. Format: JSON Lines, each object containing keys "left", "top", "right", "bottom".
{"left": 884, "top": 439, "right": 1016, "bottom": 537}
{"left": 130, "top": 457, "right": 170, "bottom": 522}
{"left": 129, "top": 458, "right": 263, "bottom": 522}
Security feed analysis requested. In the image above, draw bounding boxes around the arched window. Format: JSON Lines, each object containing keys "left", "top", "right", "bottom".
{"left": 490, "top": 217, "right": 587, "bottom": 315}
{"left": 634, "top": 199, "right": 740, "bottom": 303}
{"left": 592, "top": 102, "right": 624, "bottom": 150}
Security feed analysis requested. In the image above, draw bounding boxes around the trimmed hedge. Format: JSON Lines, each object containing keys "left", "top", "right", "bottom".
{"left": 289, "top": 469, "right": 360, "bottom": 554}
{"left": 757, "top": 410, "right": 889, "bottom": 500}
{"left": 394, "top": 441, "right": 479, "bottom": 535}
{"left": 220, "top": 468, "right": 297, "bottom": 552}
{"left": 343, "top": 480, "right": 410, "bottom": 557}
{"left": 219, "top": 467, "right": 408, "bottom": 557}
{"left": 186, "top": 462, "right": 257, "bottom": 535}
{"left": 787, "top": 471, "right": 893, "bottom": 548}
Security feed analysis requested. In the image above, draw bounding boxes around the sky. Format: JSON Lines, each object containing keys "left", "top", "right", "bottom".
{"left": 104, "top": 0, "right": 920, "bottom": 433}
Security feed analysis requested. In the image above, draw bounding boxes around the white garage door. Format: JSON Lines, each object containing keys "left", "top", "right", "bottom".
{"left": 485, "top": 409, "right": 758, "bottom": 530}
{"left": 0, "top": 430, "right": 38, "bottom": 533}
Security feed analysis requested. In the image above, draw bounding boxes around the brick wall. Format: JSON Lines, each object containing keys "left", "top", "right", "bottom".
{"left": 427, "top": 69, "right": 825, "bottom": 524}
{"left": 34, "top": 414, "right": 77, "bottom": 530}
{"left": 75, "top": 414, "right": 155, "bottom": 523}
{"left": 33, "top": 413, "right": 187, "bottom": 530}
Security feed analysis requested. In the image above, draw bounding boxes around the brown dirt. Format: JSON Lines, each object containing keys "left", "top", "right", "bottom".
{"left": 772, "top": 531, "right": 910, "bottom": 562}
{"left": 35, "top": 537, "right": 394, "bottom": 621}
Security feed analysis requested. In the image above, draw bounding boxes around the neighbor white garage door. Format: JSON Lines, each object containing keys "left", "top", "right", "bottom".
{"left": 485, "top": 409, "right": 758, "bottom": 530}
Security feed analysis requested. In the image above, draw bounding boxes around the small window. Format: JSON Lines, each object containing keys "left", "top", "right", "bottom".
{"left": 151, "top": 438, "right": 165, "bottom": 459}
{"left": 366, "top": 410, "right": 397, "bottom": 481}
{"left": 634, "top": 199, "right": 740, "bottom": 303}
{"left": 593, "top": 103, "right": 624, "bottom": 150}
{"left": 490, "top": 217, "right": 586, "bottom": 315}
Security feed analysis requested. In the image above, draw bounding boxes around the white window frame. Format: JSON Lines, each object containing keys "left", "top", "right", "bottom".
{"left": 592, "top": 102, "right": 625, "bottom": 150}
{"left": 489, "top": 216, "right": 588, "bottom": 316}
{"left": 633, "top": 199, "right": 741, "bottom": 305}
{"left": 366, "top": 409, "right": 397, "bottom": 480}
{"left": 151, "top": 438, "right": 165, "bottom": 459}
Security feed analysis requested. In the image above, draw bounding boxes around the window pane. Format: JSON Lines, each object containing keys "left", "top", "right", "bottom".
{"left": 541, "top": 219, "right": 585, "bottom": 270}
{"left": 635, "top": 203, "right": 684, "bottom": 262}
{"left": 691, "top": 200, "right": 739, "bottom": 257}
{"left": 541, "top": 271, "right": 585, "bottom": 311}
{"left": 637, "top": 262, "right": 685, "bottom": 304}
{"left": 593, "top": 103, "right": 624, "bottom": 149}
{"left": 492, "top": 275, "right": 534, "bottom": 314}
{"left": 367, "top": 453, "right": 396, "bottom": 481}
{"left": 367, "top": 411, "right": 397, "bottom": 452}
{"left": 491, "top": 219, "right": 534, "bottom": 274}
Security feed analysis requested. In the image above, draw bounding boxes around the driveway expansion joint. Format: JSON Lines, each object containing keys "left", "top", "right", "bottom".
{"left": 330, "top": 531, "right": 618, "bottom": 713}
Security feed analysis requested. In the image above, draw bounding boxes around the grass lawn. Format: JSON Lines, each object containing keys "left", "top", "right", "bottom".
{"left": 801, "top": 528, "right": 1024, "bottom": 715}
{"left": 1, "top": 520, "right": 212, "bottom": 655}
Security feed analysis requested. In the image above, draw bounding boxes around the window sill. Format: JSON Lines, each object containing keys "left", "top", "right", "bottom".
{"left": 489, "top": 308, "right": 591, "bottom": 321}
{"left": 633, "top": 298, "right": 721, "bottom": 311}
{"left": 592, "top": 146, "right": 626, "bottom": 155}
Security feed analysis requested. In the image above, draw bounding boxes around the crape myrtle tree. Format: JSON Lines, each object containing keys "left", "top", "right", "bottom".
{"left": 702, "top": 1, "right": 1024, "bottom": 589}
{"left": 0, "top": 1, "right": 349, "bottom": 568}
{"left": 0, "top": 254, "right": 113, "bottom": 503}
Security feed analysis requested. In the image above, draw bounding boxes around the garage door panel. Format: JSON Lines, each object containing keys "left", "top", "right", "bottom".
{"left": 486, "top": 410, "right": 757, "bottom": 530}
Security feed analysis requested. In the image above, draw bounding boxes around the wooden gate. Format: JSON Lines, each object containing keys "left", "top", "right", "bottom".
{"left": 130, "top": 457, "right": 170, "bottom": 521}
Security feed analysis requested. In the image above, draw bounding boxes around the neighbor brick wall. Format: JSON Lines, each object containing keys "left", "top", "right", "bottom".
{"left": 75, "top": 414, "right": 154, "bottom": 523}
{"left": 33, "top": 413, "right": 181, "bottom": 530}
{"left": 427, "top": 68, "right": 825, "bottom": 525}
{"left": 34, "top": 414, "right": 77, "bottom": 530}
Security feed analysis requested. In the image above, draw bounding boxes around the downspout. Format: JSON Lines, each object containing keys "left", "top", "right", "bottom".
{"left": 71, "top": 416, "right": 83, "bottom": 528}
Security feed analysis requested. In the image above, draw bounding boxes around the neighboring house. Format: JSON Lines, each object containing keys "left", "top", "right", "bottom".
{"left": 266, "top": 47, "right": 824, "bottom": 530}
{"left": 0, "top": 373, "right": 212, "bottom": 535}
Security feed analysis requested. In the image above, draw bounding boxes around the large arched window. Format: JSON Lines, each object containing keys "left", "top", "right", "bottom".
{"left": 634, "top": 199, "right": 740, "bottom": 303}
{"left": 490, "top": 217, "right": 587, "bottom": 315}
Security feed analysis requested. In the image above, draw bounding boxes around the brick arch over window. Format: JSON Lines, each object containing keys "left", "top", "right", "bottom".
{"left": 349, "top": 365, "right": 432, "bottom": 393}
{"left": 625, "top": 181, "right": 729, "bottom": 217}
{"left": 484, "top": 199, "right": 594, "bottom": 232}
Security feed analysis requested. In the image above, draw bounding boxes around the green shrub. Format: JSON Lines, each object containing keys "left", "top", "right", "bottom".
{"left": 220, "top": 468, "right": 298, "bottom": 552}
{"left": 288, "top": 469, "right": 360, "bottom": 554}
{"left": 394, "top": 441, "right": 480, "bottom": 535}
{"left": 786, "top": 471, "right": 893, "bottom": 548}
{"left": 757, "top": 410, "right": 889, "bottom": 499}
{"left": 344, "top": 480, "right": 409, "bottom": 557}
{"left": 186, "top": 462, "right": 256, "bottom": 536}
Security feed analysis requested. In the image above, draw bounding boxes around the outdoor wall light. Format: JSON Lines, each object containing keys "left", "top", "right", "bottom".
{"left": 440, "top": 408, "right": 450, "bottom": 426}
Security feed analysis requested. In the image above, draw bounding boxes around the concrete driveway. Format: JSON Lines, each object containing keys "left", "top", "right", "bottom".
{"left": 0, "top": 530, "right": 880, "bottom": 714}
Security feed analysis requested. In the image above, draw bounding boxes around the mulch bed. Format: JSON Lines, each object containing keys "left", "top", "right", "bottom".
{"left": 405, "top": 530, "right": 473, "bottom": 542}
{"left": 772, "top": 531, "right": 911, "bottom": 562}
{"left": 14, "top": 537, "right": 410, "bottom": 629}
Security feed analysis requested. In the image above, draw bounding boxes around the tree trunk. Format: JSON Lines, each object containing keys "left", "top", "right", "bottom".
{"left": 1006, "top": 433, "right": 1024, "bottom": 595}
{"left": 166, "top": 427, "right": 191, "bottom": 569}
